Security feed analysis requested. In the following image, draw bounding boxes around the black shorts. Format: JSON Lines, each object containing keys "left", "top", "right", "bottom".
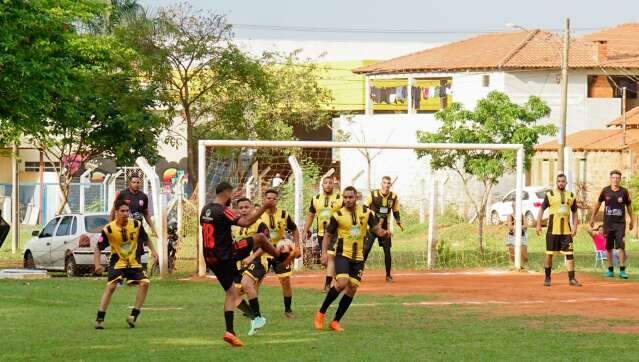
{"left": 368, "top": 231, "right": 392, "bottom": 248}
{"left": 605, "top": 225, "right": 626, "bottom": 250}
{"left": 211, "top": 259, "right": 240, "bottom": 291}
{"left": 545, "top": 234, "right": 574, "bottom": 255}
{"left": 107, "top": 267, "right": 149, "bottom": 285}
{"left": 334, "top": 255, "right": 365, "bottom": 286}
{"left": 243, "top": 258, "right": 268, "bottom": 282}
{"left": 267, "top": 257, "right": 292, "bottom": 278}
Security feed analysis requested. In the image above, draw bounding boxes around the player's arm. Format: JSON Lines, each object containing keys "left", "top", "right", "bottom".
{"left": 94, "top": 230, "right": 109, "bottom": 273}
{"left": 242, "top": 248, "right": 263, "bottom": 267}
{"left": 142, "top": 203, "right": 157, "bottom": 236}
{"left": 625, "top": 190, "right": 634, "bottom": 230}
{"left": 570, "top": 199, "right": 579, "bottom": 237}
{"left": 139, "top": 225, "right": 158, "bottom": 261}
{"left": 236, "top": 205, "right": 268, "bottom": 227}
{"left": 303, "top": 199, "right": 316, "bottom": 240}
{"left": 321, "top": 216, "right": 338, "bottom": 265}
{"left": 392, "top": 196, "right": 403, "bottom": 231}
{"left": 369, "top": 213, "right": 391, "bottom": 238}
{"left": 589, "top": 190, "right": 605, "bottom": 227}
{"left": 286, "top": 215, "right": 300, "bottom": 247}
{"left": 536, "top": 195, "right": 549, "bottom": 236}
{"left": 507, "top": 214, "right": 515, "bottom": 234}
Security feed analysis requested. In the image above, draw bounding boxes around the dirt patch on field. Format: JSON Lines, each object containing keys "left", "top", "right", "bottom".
{"left": 264, "top": 270, "right": 639, "bottom": 327}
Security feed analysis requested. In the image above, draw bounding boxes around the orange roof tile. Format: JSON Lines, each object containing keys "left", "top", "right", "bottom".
{"left": 535, "top": 128, "right": 639, "bottom": 152}
{"left": 607, "top": 106, "right": 639, "bottom": 127}
{"left": 354, "top": 24, "right": 639, "bottom": 74}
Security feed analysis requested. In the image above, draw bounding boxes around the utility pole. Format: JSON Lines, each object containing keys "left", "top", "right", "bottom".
{"left": 557, "top": 17, "right": 570, "bottom": 173}
{"left": 11, "top": 143, "right": 19, "bottom": 254}
{"left": 622, "top": 87, "right": 627, "bottom": 146}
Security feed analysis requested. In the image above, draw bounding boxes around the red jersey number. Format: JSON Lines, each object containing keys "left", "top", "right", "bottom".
{"left": 202, "top": 223, "right": 215, "bottom": 249}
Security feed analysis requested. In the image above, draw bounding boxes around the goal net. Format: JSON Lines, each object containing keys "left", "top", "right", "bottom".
{"left": 189, "top": 140, "right": 525, "bottom": 276}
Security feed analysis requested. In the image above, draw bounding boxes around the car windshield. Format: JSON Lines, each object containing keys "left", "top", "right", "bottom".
{"left": 535, "top": 190, "right": 550, "bottom": 199}
{"left": 85, "top": 215, "right": 110, "bottom": 233}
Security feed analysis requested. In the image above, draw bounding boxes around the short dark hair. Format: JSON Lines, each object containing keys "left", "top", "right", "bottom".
{"left": 382, "top": 176, "right": 392, "bottom": 182}
{"left": 215, "top": 181, "right": 233, "bottom": 194}
{"left": 265, "top": 188, "right": 279, "bottom": 196}
{"left": 114, "top": 199, "right": 129, "bottom": 210}
{"left": 557, "top": 173, "right": 567, "bottom": 180}
{"left": 129, "top": 174, "right": 141, "bottom": 181}
{"left": 343, "top": 186, "right": 357, "bottom": 195}
{"left": 610, "top": 170, "right": 622, "bottom": 177}
{"left": 237, "top": 197, "right": 251, "bottom": 205}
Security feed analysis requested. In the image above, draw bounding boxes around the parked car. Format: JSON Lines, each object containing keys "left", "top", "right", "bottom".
{"left": 23, "top": 213, "right": 148, "bottom": 277}
{"left": 489, "top": 187, "right": 551, "bottom": 226}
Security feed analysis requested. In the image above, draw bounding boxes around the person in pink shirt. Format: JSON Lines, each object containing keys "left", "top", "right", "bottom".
{"left": 588, "top": 225, "right": 606, "bottom": 252}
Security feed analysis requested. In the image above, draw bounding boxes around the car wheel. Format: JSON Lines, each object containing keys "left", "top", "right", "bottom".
{"left": 24, "top": 251, "right": 36, "bottom": 269}
{"left": 65, "top": 255, "right": 80, "bottom": 277}
{"left": 491, "top": 211, "right": 501, "bottom": 225}
{"left": 525, "top": 212, "right": 535, "bottom": 227}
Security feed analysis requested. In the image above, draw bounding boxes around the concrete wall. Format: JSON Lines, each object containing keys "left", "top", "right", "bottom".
{"left": 451, "top": 71, "right": 505, "bottom": 110}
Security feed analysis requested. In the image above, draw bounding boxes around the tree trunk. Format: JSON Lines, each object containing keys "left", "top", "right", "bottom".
{"left": 56, "top": 177, "right": 72, "bottom": 215}
{"left": 186, "top": 115, "right": 198, "bottom": 191}
{"left": 477, "top": 212, "right": 485, "bottom": 253}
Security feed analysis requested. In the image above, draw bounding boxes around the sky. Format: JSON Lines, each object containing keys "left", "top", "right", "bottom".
{"left": 140, "top": 0, "right": 639, "bottom": 42}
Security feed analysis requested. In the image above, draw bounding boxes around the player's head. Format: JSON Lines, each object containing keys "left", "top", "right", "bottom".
{"left": 237, "top": 197, "right": 252, "bottom": 216}
{"left": 381, "top": 176, "right": 392, "bottom": 193}
{"left": 114, "top": 199, "right": 130, "bottom": 222}
{"left": 596, "top": 224, "right": 604, "bottom": 235}
{"left": 342, "top": 186, "right": 357, "bottom": 209}
{"left": 610, "top": 170, "right": 622, "bottom": 187}
{"left": 215, "top": 181, "right": 234, "bottom": 206}
{"left": 265, "top": 189, "right": 279, "bottom": 208}
{"left": 128, "top": 174, "right": 142, "bottom": 192}
{"left": 322, "top": 176, "right": 335, "bottom": 194}
{"left": 556, "top": 173, "right": 567, "bottom": 190}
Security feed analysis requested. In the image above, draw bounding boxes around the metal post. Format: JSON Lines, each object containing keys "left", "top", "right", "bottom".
{"left": 79, "top": 169, "right": 92, "bottom": 214}
{"left": 288, "top": 155, "right": 304, "bottom": 270}
{"left": 622, "top": 87, "right": 627, "bottom": 146}
{"left": 557, "top": 17, "right": 570, "bottom": 173}
{"left": 427, "top": 177, "right": 436, "bottom": 269}
{"left": 136, "top": 157, "right": 165, "bottom": 276}
{"left": 197, "top": 142, "right": 206, "bottom": 276}
{"left": 514, "top": 147, "right": 525, "bottom": 270}
{"left": 11, "top": 143, "right": 19, "bottom": 254}
{"left": 364, "top": 77, "right": 372, "bottom": 115}
{"left": 407, "top": 77, "right": 415, "bottom": 114}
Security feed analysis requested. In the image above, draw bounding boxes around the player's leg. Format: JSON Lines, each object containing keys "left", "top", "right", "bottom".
{"left": 323, "top": 235, "right": 336, "bottom": 292}
{"left": 213, "top": 261, "right": 244, "bottom": 347}
{"left": 241, "top": 274, "right": 266, "bottom": 336}
{"left": 330, "top": 261, "right": 362, "bottom": 332}
{"left": 605, "top": 229, "right": 615, "bottom": 277}
{"left": 252, "top": 233, "right": 280, "bottom": 258}
{"left": 316, "top": 256, "right": 349, "bottom": 330}
{"left": 363, "top": 232, "right": 375, "bottom": 261}
{"left": 508, "top": 245, "right": 515, "bottom": 264}
{"left": 95, "top": 279, "right": 118, "bottom": 329}
{"left": 126, "top": 268, "right": 151, "bottom": 327}
{"left": 562, "top": 236, "right": 580, "bottom": 286}
{"left": 543, "top": 234, "right": 556, "bottom": 286}
{"left": 279, "top": 275, "right": 294, "bottom": 317}
{"left": 617, "top": 229, "right": 628, "bottom": 279}
{"left": 522, "top": 245, "right": 529, "bottom": 266}
{"left": 382, "top": 238, "right": 393, "bottom": 282}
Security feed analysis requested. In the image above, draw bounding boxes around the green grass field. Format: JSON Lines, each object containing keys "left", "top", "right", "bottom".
{"left": 2, "top": 277, "right": 639, "bottom": 361}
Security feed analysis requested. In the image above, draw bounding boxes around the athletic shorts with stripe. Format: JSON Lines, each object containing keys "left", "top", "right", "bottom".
{"left": 107, "top": 267, "right": 149, "bottom": 285}
{"left": 545, "top": 234, "right": 574, "bottom": 255}
{"left": 334, "top": 254, "right": 364, "bottom": 286}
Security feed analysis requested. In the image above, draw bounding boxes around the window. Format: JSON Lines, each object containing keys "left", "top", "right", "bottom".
{"left": 70, "top": 217, "right": 77, "bottom": 235}
{"left": 40, "top": 217, "right": 60, "bottom": 238}
{"left": 55, "top": 216, "right": 74, "bottom": 236}
{"left": 522, "top": 191, "right": 529, "bottom": 201}
{"left": 482, "top": 74, "right": 490, "bottom": 87}
{"left": 85, "top": 215, "right": 110, "bottom": 233}
{"left": 24, "top": 162, "right": 60, "bottom": 172}
{"left": 503, "top": 192, "right": 515, "bottom": 202}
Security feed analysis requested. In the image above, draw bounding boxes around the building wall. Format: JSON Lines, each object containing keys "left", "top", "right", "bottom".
{"left": 451, "top": 71, "right": 506, "bottom": 110}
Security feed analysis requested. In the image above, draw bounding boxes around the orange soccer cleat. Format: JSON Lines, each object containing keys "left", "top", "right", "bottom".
{"left": 329, "top": 320, "right": 344, "bottom": 332}
{"left": 223, "top": 331, "right": 244, "bottom": 347}
{"left": 314, "top": 311, "right": 325, "bottom": 330}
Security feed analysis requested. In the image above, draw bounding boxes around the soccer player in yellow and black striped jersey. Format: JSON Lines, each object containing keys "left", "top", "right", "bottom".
{"left": 259, "top": 189, "right": 300, "bottom": 318}
{"left": 314, "top": 186, "right": 390, "bottom": 332}
{"left": 303, "top": 176, "right": 343, "bottom": 292}
{"left": 535, "top": 173, "right": 581, "bottom": 287}
{"left": 365, "top": 176, "right": 402, "bottom": 282}
{"left": 94, "top": 199, "right": 152, "bottom": 329}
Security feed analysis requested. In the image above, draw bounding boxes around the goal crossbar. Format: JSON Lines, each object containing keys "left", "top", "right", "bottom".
{"left": 197, "top": 140, "right": 526, "bottom": 275}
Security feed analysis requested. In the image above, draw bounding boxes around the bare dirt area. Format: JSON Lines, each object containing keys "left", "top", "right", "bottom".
{"left": 261, "top": 269, "right": 639, "bottom": 325}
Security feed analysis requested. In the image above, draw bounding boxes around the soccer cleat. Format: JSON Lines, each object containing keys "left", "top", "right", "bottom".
{"left": 95, "top": 320, "right": 104, "bottom": 330}
{"left": 619, "top": 271, "right": 629, "bottom": 279}
{"left": 386, "top": 275, "right": 394, "bottom": 283}
{"left": 223, "top": 332, "right": 244, "bottom": 347}
{"left": 248, "top": 316, "right": 266, "bottom": 336}
{"left": 284, "top": 311, "right": 295, "bottom": 319}
{"left": 329, "top": 320, "right": 344, "bottom": 332}
{"left": 543, "top": 278, "right": 551, "bottom": 287}
{"left": 314, "top": 311, "right": 325, "bottom": 330}
{"left": 569, "top": 279, "right": 582, "bottom": 287}
{"left": 606, "top": 271, "right": 614, "bottom": 278}
{"left": 126, "top": 315, "right": 136, "bottom": 328}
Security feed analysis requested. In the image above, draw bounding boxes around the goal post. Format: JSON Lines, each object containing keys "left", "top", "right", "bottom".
{"left": 197, "top": 140, "right": 526, "bottom": 276}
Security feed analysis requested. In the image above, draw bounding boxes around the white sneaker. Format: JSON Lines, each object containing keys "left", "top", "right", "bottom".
{"left": 248, "top": 316, "right": 266, "bottom": 336}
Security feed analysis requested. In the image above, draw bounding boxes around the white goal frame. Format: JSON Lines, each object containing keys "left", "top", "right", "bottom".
{"left": 197, "top": 140, "right": 525, "bottom": 276}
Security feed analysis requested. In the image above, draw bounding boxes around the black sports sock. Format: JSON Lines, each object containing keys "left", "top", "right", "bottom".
{"left": 544, "top": 267, "right": 551, "bottom": 278}
{"left": 384, "top": 245, "right": 392, "bottom": 276}
{"left": 621, "top": 266, "right": 626, "bottom": 272}
{"left": 249, "top": 298, "right": 261, "bottom": 318}
{"left": 284, "top": 296, "right": 292, "bottom": 312}
{"left": 334, "top": 295, "right": 354, "bottom": 322}
{"left": 96, "top": 311, "right": 106, "bottom": 322}
{"left": 224, "top": 311, "right": 234, "bottom": 334}
{"left": 609, "top": 266, "right": 614, "bottom": 272}
{"left": 237, "top": 299, "right": 253, "bottom": 318}
{"left": 320, "top": 287, "right": 340, "bottom": 314}
{"left": 568, "top": 271, "right": 575, "bottom": 280}
{"left": 324, "top": 276, "right": 333, "bottom": 287}
{"left": 130, "top": 308, "right": 140, "bottom": 321}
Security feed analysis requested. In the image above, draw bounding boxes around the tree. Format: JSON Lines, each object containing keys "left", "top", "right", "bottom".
{"left": 27, "top": 30, "right": 170, "bottom": 214}
{"left": 416, "top": 91, "right": 556, "bottom": 251}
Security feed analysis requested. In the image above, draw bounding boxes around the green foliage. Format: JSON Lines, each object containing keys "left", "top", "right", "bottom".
{"left": 278, "top": 158, "right": 321, "bottom": 215}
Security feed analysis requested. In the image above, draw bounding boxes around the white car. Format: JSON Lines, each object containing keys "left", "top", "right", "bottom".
{"left": 489, "top": 187, "right": 551, "bottom": 226}
{"left": 23, "top": 213, "right": 148, "bottom": 277}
